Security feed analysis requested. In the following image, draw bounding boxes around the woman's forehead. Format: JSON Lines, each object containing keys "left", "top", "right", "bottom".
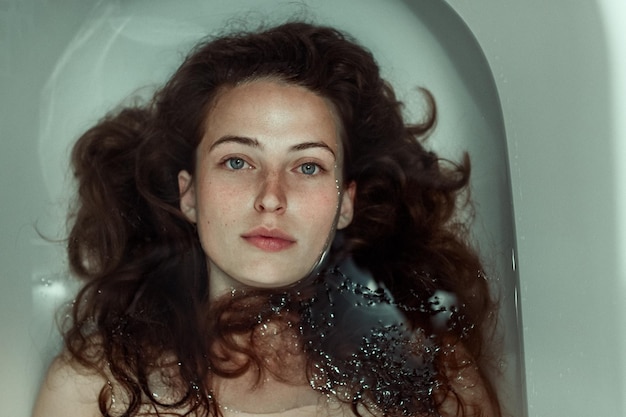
{"left": 200, "top": 80, "right": 345, "bottom": 158}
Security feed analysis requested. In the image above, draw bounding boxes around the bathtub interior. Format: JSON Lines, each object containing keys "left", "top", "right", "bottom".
{"left": 7, "top": 0, "right": 520, "bottom": 415}
{"left": 5, "top": 0, "right": 623, "bottom": 416}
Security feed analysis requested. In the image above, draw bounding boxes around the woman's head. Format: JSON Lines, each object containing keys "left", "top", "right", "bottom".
{"left": 177, "top": 79, "right": 355, "bottom": 294}
{"left": 139, "top": 22, "right": 408, "bottom": 291}
{"left": 71, "top": 20, "right": 447, "bottom": 300}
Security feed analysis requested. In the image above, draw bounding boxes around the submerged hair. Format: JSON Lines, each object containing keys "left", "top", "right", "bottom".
{"left": 64, "top": 21, "right": 501, "bottom": 416}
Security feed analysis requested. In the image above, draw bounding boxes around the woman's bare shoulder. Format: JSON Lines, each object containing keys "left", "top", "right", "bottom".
{"left": 32, "top": 353, "right": 105, "bottom": 417}
{"left": 437, "top": 341, "right": 501, "bottom": 417}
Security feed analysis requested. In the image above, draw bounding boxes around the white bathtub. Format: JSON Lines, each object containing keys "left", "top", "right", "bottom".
{"left": 1, "top": 1, "right": 623, "bottom": 416}
{"left": 445, "top": 1, "right": 626, "bottom": 416}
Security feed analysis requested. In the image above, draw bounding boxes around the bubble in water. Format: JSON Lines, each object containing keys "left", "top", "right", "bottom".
{"left": 294, "top": 257, "right": 439, "bottom": 415}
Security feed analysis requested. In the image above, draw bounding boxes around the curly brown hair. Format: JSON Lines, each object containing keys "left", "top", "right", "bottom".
{"left": 64, "top": 21, "right": 500, "bottom": 416}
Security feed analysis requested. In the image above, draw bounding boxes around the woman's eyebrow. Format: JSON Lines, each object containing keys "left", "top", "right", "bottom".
{"left": 209, "top": 136, "right": 336, "bottom": 159}
{"left": 290, "top": 142, "right": 336, "bottom": 159}
{"left": 209, "top": 135, "right": 260, "bottom": 152}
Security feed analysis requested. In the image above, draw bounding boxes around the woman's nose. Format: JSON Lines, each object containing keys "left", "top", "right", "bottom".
{"left": 254, "top": 172, "right": 287, "bottom": 213}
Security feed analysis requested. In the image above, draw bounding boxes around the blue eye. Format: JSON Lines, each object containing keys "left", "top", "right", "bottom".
{"left": 226, "top": 158, "right": 246, "bottom": 170}
{"left": 300, "top": 163, "right": 319, "bottom": 175}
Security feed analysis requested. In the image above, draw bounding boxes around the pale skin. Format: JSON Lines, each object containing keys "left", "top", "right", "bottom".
{"left": 31, "top": 81, "right": 497, "bottom": 417}
{"left": 31, "top": 354, "right": 106, "bottom": 417}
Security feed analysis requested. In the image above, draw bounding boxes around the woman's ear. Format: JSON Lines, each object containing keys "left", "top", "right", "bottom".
{"left": 337, "top": 181, "right": 356, "bottom": 229}
{"left": 178, "top": 170, "right": 197, "bottom": 223}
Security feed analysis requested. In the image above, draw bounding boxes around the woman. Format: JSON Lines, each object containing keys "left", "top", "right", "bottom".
{"left": 33, "top": 21, "right": 501, "bottom": 417}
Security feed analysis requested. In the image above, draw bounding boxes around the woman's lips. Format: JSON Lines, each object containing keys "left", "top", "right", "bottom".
{"left": 241, "top": 228, "right": 296, "bottom": 252}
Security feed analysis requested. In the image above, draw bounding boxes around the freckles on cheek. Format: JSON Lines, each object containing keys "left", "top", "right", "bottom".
{"left": 307, "top": 194, "right": 340, "bottom": 220}
{"left": 206, "top": 183, "right": 242, "bottom": 215}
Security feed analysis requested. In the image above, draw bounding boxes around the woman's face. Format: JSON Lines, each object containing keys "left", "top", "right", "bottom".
{"left": 178, "top": 80, "right": 355, "bottom": 296}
